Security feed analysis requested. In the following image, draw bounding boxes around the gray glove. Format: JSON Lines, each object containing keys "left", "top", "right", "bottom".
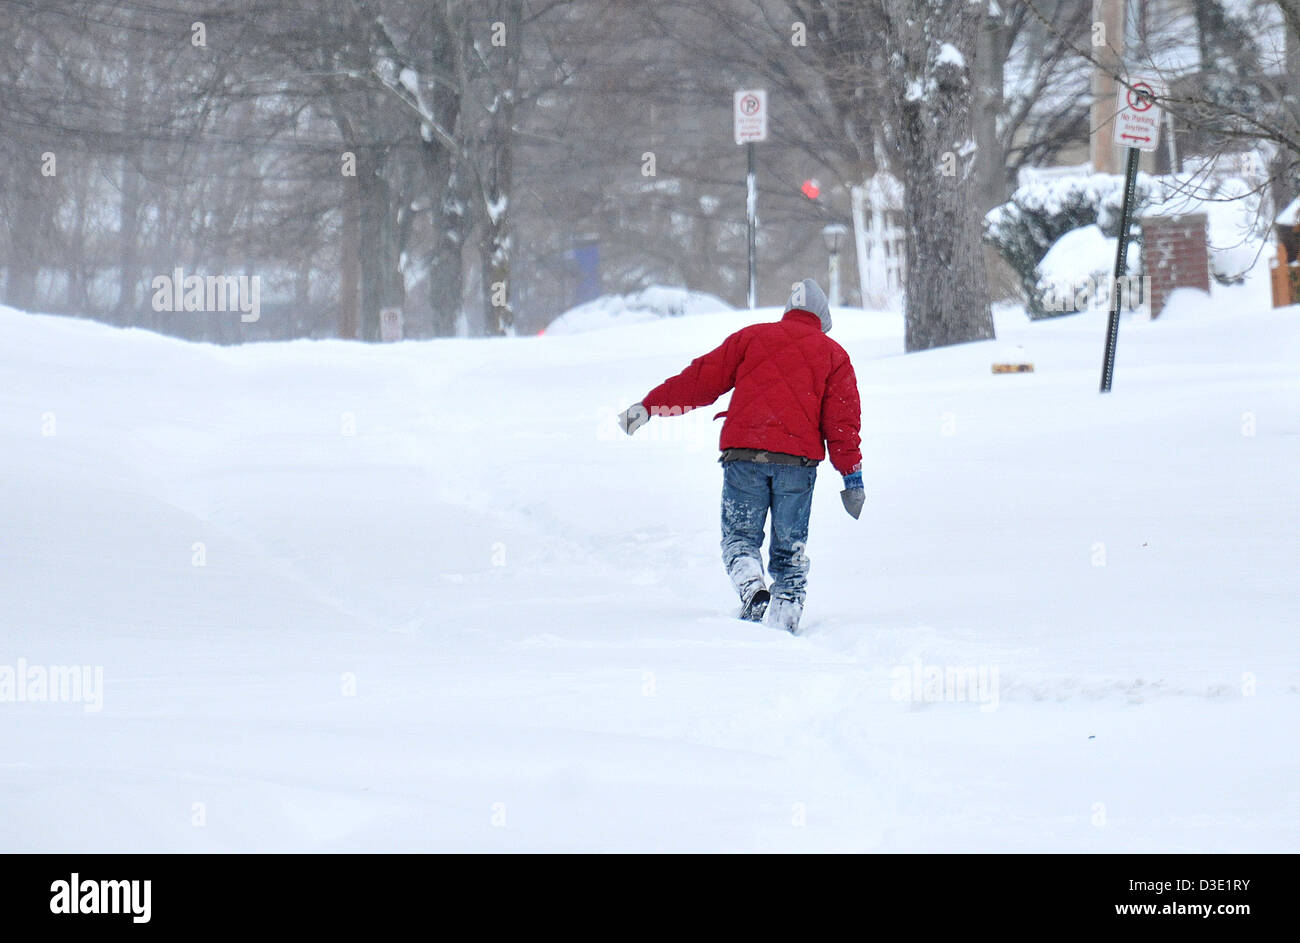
{"left": 618, "top": 402, "right": 649, "bottom": 435}
{"left": 840, "top": 470, "right": 864, "bottom": 520}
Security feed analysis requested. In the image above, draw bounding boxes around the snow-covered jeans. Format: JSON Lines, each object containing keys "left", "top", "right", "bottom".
{"left": 720, "top": 460, "right": 815, "bottom": 607}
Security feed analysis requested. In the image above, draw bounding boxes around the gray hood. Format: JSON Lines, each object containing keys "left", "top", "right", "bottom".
{"left": 784, "top": 278, "right": 831, "bottom": 332}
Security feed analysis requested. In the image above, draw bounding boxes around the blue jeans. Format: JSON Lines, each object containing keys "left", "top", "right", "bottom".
{"left": 721, "top": 460, "right": 816, "bottom": 606}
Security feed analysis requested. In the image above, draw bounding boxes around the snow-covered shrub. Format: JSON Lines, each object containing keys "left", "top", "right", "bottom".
{"left": 1035, "top": 226, "right": 1115, "bottom": 315}
{"left": 984, "top": 173, "right": 1153, "bottom": 317}
{"left": 1144, "top": 175, "right": 1268, "bottom": 286}
{"left": 543, "top": 286, "right": 732, "bottom": 335}
{"left": 1033, "top": 225, "right": 1146, "bottom": 315}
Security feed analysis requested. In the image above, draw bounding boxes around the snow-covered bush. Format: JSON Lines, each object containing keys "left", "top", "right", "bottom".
{"left": 1144, "top": 175, "right": 1268, "bottom": 286}
{"left": 543, "top": 286, "right": 732, "bottom": 335}
{"left": 984, "top": 173, "right": 1153, "bottom": 317}
{"left": 1035, "top": 225, "right": 1117, "bottom": 315}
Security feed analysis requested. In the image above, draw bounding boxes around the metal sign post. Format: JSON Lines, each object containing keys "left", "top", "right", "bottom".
{"left": 734, "top": 89, "right": 767, "bottom": 309}
{"left": 1099, "top": 146, "right": 1141, "bottom": 394}
{"left": 747, "top": 142, "right": 757, "bottom": 309}
{"left": 1100, "top": 76, "right": 1165, "bottom": 393}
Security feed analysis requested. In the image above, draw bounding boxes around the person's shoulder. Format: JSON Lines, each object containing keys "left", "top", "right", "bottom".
{"left": 729, "top": 319, "right": 779, "bottom": 346}
{"left": 820, "top": 332, "right": 852, "bottom": 364}
{"left": 741, "top": 317, "right": 781, "bottom": 335}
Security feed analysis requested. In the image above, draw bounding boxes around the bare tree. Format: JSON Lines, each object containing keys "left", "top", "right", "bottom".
{"left": 974, "top": 1, "right": 1094, "bottom": 213}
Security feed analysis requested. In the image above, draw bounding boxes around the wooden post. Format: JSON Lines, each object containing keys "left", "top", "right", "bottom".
{"left": 1090, "top": 0, "right": 1125, "bottom": 175}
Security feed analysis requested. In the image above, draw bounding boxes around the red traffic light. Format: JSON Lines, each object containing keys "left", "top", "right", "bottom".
{"left": 801, "top": 179, "right": 821, "bottom": 200}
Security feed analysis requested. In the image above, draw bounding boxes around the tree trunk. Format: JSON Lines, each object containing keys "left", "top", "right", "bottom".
{"left": 478, "top": 0, "right": 523, "bottom": 336}
{"left": 973, "top": 8, "right": 1007, "bottom": 214}
{"left": 357, "top": 145, "right": 405, "bottom": 342}
{"left": 5, "top": 174, "right": 46, "bottom": 311}
{"left": 426, "top": 162, "right": 468, "bottom": 337}
{"left": 880, "top": 0, "right": 994, "bottom": 352}
{"left": 419, "top": 2, "right": 470, "bottom": 337}
{"left": 114, "top": 17, "right": 147, "bottom": 323}
{"left": 1192, "top": 1, "right": 1215, "bottom": 70}
{"left": 65, "top": 177, "right": 88, "bottom": 313}
{"left": 114, "top": 154, "right": 143, "bottom": 322}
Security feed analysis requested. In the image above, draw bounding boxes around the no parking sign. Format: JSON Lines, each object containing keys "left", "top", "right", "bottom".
{"left": 1112, "top": 77, "right": 1165, "bottom": 152}
{"left": 1100, "top": 75, "right": 1167, "bottom": 392}
{"left": 733, "top": 89, "right": 767, "bottom": 145}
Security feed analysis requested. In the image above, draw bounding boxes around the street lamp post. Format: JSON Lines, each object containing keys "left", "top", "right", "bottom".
{"left": 821, "top": 223, "right": 849, "bottom": 307}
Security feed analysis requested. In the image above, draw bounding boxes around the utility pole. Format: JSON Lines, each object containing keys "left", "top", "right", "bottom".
{"left": 1090, "top": 0, "right": 1126, "bottom": 175}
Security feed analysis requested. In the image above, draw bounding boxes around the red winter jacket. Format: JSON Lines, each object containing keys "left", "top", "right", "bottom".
{"left": 641, "top": 308, "right": 862, "bottom": 475}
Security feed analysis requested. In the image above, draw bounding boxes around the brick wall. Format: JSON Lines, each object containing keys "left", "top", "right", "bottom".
{"left": 1140, "top": 213, "right": 1210, "bottom": 318}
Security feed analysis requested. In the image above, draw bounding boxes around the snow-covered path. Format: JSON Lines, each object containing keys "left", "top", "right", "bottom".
{"left": 2, "top": 296, "right": 1297, "bottom": 851}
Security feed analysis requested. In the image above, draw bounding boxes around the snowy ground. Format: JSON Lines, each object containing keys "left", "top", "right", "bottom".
{"left": 2, "top": 288, "right": 1298, "bottom": 852}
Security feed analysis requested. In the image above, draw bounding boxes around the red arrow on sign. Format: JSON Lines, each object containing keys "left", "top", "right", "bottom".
{"left": 1120, "top": 133, "right": 1151, "bottom": 143}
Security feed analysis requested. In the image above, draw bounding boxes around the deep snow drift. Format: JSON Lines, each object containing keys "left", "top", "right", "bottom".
{"left": 2, "top": 291, "right": 1297, "bottom": 851}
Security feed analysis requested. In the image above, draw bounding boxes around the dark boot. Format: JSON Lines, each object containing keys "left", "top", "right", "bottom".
{"left": 739, "top": 588, "right": 771, "bottom": 623}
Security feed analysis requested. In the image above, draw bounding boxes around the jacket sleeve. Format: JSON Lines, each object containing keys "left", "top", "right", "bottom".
{"left": 821, "top": 351, "right": 862, "bottom": 475}
{"left": 641, "top": 329, "right": 746, "bottom": 416}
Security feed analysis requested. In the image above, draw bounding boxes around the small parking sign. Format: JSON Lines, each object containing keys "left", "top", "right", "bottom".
{"left": 1113, "top": 77, "right": 1165, "bottom": 152}
{"left": 734, "top": 89, "right": 767, "bottom": 145}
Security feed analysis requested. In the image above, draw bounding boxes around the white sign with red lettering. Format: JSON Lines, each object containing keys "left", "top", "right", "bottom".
{"left": 1113, "top": 77, "right": 1165, "bottom": 152}
{"left": 734, "top": 89, "right": 768, "bottom": 145}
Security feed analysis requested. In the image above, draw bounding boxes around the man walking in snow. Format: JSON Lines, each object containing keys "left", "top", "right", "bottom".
{"left": 618, "top": 278, "right": 863, "bottom": 634}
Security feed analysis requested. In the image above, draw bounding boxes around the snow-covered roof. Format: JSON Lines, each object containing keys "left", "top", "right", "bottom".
{"left": 1276, "top": 196, "right": 1300, "bottom": 227}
